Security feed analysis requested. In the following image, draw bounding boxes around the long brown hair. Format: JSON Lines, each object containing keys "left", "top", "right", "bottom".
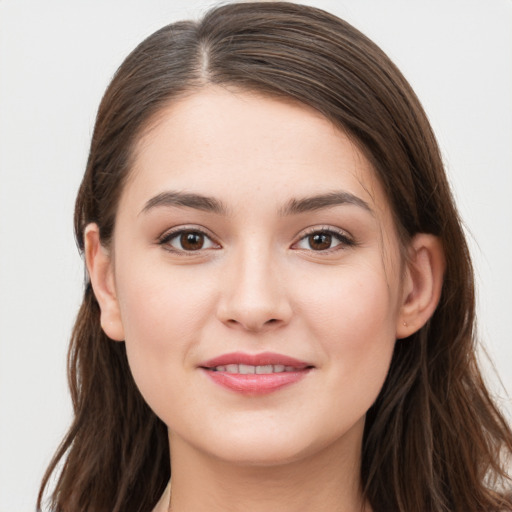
{"left": 38, "top": 3, "right": 512, "bottom": 511}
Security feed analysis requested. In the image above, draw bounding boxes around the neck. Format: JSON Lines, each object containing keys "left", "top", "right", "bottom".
{"left": 165, "top": 423, "right": 371, "bottom": 512}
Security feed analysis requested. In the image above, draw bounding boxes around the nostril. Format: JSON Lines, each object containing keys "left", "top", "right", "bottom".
{"left": 225, "top": 317, "right": 280, "bottom": 331}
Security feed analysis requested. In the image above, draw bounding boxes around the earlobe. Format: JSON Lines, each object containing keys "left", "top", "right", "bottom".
{"left": 84, "top": 224, "right": 125, "bottom": 341}
{"left": 396, "top": 234, "right": 445, "bottom": 339}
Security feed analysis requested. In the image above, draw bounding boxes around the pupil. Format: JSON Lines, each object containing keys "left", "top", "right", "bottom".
{"left": 310, "top": 233, "right": 331, "bottom": 250}
{"left": 181, "top": 232, "right": 204, "bottom": 250}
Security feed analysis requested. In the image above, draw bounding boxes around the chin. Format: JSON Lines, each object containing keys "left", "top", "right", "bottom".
{"left": 193, "top": 425, "right": 329, "bottom": 468}
{"left": 213, "top": 442, "right": 310, "bottom": 467}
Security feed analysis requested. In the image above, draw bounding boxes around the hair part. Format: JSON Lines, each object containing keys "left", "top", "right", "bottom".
{"left": 39, "top": 3, "right": 512, "bottom": 511}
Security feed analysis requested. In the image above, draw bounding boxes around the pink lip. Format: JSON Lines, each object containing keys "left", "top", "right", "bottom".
{"left": 200, "top": 351, "right": 311, "bottom": 369}
{"left": 199, "top": 352, "right": 313, "bottom": 396}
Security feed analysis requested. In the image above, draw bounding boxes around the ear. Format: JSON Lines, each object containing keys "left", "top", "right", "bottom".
{"left": 396, "top": 234, "right": 445, "bottom": 339}
{"left": 84, "top": 223, "right": 125, "bottom": 341}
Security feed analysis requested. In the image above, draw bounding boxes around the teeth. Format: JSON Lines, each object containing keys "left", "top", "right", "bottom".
{"left": 255, "top": 365, "right": 273, "bottom": 374}
{"left": 239, "top": 364, "right": 255, "bottom": 374}
{"left": 213, "top": 364, "right": 298, "bottom": 374}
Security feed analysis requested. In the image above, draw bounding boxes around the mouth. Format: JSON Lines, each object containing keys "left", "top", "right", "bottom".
{"left": 199, "top": 352, "right": 314, "bottom": 395}
{"left": 209, "top": 363, "right": 304, "bottom": 374}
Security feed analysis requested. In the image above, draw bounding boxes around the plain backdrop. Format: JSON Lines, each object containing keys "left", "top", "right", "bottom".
{"left": 1, "top": 1, "right": 511, "bottom": 510}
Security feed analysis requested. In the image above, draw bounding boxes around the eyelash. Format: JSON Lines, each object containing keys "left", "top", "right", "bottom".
{"left": 157, "top": 227, "right": 220, "bottom": 255}
{"left": 157, "top": 226, "right": 355, "bottom": 255}
{"left": 292, "top": 226, "right": 355, "bottom": 253}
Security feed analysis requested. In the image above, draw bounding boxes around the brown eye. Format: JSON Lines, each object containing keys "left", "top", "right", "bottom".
{"left": 308, "top": 233, "right": 332, "bottom": 250}
{"left": 159, "top": 229, "right": 219, "bottom": 253}
{"left": 293, "top": 228, "right": 354, "bottom": 253}
{"left": 180, "top": 231, "right": 205, "bottom": 250}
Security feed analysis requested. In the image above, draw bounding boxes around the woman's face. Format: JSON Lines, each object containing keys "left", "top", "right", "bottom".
{"left": 105, "top": 87, "right": 408, "bottom": 465}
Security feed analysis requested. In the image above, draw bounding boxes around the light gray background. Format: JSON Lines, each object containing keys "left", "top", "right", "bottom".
{"left": 1, "top": 1, "right": 511, "bottom": 510}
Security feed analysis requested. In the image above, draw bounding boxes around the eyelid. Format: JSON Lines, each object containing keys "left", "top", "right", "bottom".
{"left": 156, "top": 224, "right": 355, "bottom": 254}
{"left": 157, "top": 225, "right": 221, "bottom": 254}
{"left": 291, "top": 225, "right": 356, "bottom": 252}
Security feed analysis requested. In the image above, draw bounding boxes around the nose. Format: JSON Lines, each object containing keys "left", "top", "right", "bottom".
{"left": 216, "top": 246, "right": 292, "bottom": 332}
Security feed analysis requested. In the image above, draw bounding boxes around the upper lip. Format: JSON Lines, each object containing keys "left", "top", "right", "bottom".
{"left": 200, "top": 351, "right": 312, "bottom": 369}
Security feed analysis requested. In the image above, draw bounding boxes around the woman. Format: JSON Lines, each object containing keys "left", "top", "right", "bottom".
{"left": 37, "top": 2, "right": 512, "bottom": 511}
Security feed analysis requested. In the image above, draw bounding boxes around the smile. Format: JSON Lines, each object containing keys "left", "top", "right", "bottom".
{"left": 212, "top": 364, "right": 298, "bottom": 374}
{"left": 200, "top": 352, "right": 314, "bottom": 395}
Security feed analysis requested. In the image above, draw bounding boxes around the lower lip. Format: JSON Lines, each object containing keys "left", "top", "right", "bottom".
{"left": 202, "top": 368, "right": 311, "bottom": 395}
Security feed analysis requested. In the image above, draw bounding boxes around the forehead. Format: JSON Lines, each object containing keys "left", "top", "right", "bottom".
{"left": 124, "top": 86, "right": 389, "bottom": 218}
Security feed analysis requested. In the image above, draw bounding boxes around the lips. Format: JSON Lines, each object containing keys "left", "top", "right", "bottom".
{"left": 201, "top": 351, "right": 311, "bottom": 369}
{"left": 212, "top": 363, "right": 299, "bottom": 374}
{"left": 199, "top": 352, "right": 313, "bottom": 395}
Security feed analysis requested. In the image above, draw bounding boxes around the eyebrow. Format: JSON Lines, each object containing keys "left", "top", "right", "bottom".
{"left": 141, "top": 191, "right": 229, "bottom": 215}
{"left": 140, "top": 190, "right": 372, "bottom": 217}
{"left": 279, "top": 191, "right": 373, "bottom": 216}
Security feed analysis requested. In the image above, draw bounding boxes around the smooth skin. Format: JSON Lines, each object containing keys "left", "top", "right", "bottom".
{"left": 86, "top": 87, "right": 444, "bottom": 512}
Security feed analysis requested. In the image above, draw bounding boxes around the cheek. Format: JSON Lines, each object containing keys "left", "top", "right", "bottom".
{"left": 116, "top": 258, "right": 219, "bottom": 340}
{"left": 114, "top": 263, "right": 218, "bottom": 407}
{"left": 119, "top": 278, "right": 195, "bottom": 347}
{"left": 296, "top": 261, "right": 399, "bottom": 388}
{"left": 299, "top": 260, "right": 399, "bottom": 332}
